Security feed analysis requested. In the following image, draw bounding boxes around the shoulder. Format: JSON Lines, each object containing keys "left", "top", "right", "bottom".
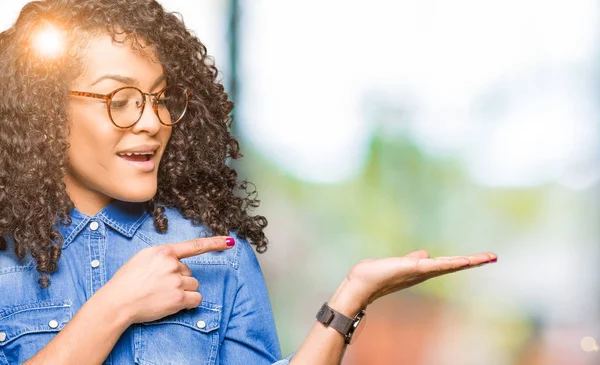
{"left": 136, "top": 206, "right": 258, "bottom": 271}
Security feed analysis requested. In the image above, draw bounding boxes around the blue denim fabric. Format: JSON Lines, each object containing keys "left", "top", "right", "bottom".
{"left": 0, "top": 200, "right": 294, "bottom": 364}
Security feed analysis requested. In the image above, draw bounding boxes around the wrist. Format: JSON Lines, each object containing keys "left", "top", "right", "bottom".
{"left": 327, "top": 277, "right": 369, "bottom": 318}
{"left": 93, "top": 283, "right": 134, "bottom": 329}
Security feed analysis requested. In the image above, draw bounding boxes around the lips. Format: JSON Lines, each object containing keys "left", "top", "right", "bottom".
{"left": 115, "top": 144, "right": 160, "bottom": 172}
{"left": 117, "top": 151, "right": 154, "bottom": 162}
{"left": 116, "top": 152, "right": 157, "bottom": 173}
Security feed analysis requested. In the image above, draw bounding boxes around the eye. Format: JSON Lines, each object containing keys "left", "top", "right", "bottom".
{"left": 110, "top": 99, "right": 129, "bottom": 110}
{"left": 156, "top": 96, "right": 168, "bottom": 108}
{"left": 110, "top": 88, "right": 144, "bottom": 110}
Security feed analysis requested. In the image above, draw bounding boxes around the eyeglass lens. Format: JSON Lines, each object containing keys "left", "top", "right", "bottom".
{"left": 109, "top": 86, "right": 188, "bottom": 128}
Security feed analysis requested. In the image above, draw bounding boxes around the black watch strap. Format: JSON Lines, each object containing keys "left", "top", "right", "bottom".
{"left": 316, "top": 302, "right": 363, "bottom": 344}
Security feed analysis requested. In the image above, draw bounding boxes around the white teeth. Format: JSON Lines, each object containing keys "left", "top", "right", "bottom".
{"left": 118, "top": 151, "right": 154, "bottom": 157}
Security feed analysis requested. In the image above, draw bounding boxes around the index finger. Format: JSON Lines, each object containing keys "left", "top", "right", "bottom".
{"left": 160, "top": 236, "right": 235, "bottom": 259}
{"left": 434, "top": 252, "right": 498, "bottom": 266}
{"left": 431, "top": 252, "right": 498, "bottom": 276}
{"left": 420, "top": 251, "right": 498, "bottom": 275}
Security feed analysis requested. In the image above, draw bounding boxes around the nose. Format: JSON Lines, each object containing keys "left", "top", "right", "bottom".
{"left": 130, "top": 93, "right": 162, "bottom": 135}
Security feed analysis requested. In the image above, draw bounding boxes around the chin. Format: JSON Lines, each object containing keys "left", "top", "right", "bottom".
{"left": 114, "top": 186, "right": 157, "bottom": 203}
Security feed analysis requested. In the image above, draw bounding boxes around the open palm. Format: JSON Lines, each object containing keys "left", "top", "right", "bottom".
{"left": 344, "top": 250, "right": 497, "bottom": 307}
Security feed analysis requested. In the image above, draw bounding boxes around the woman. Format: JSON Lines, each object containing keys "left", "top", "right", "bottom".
{"left": 0, "top": 0, "right": 497, "bottom": 364}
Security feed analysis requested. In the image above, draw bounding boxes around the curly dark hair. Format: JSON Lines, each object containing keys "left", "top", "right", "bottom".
{"left": 0, "top": 0, "right": 268, "bottom": 289}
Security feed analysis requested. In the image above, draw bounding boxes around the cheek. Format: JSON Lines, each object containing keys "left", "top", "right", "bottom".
{"left": 67, "top": 110, "right": 121, "bottom": 172}
{"left": 158, "top": 126, "right": 173, "bottom": 157}
{"left": 161, "top": 125, "right": 173, "bottom": 142}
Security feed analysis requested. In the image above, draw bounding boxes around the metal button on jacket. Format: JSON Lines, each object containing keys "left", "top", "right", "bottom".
{"left": 196, "top": 320, "right": 206, "bottom": 329}
{"left": 90, "top": 221, "right": 99, "bottom": 231}
{"left": 48, "top": 320, "right": 59, "bottom": 329}
{"left": 91, "top": 259, "right": 100, "bottom": 268}
{"left": 0, "top": 331, "right": 6, "bottom": 342}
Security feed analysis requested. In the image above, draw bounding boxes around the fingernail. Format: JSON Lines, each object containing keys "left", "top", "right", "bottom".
{"left": 490, "top": 258, "right": 497, "bottom": 263}
{"left": 226, "top": 237, "right": 235, "bottom": 247}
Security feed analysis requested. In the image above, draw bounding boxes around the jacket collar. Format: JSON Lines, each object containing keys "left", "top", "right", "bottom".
{"left": 58, "top": 200, "right": 150, "bottom": 249}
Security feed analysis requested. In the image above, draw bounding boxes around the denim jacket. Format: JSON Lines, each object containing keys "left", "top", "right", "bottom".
{"left": 0, "top": 200, "right": 294, "bottom": 364}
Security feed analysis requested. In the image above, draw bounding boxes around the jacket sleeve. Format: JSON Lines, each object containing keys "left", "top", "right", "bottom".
{"left": 218, "top": 235, "right": 294, "bottom": 365}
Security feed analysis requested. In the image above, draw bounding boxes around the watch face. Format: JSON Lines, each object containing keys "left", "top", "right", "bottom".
{"left": 348, "top": 311, "right": 367, "bottom": 345}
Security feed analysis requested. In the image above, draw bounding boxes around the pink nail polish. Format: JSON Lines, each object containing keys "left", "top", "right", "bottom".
{"left": 226, "top": 238, "right": 235, "bottom": 247}
{"left": 490, "top": 258, "right": 497, "bottom": 263}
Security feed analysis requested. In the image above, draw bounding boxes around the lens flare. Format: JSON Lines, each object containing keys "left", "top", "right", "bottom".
{"left": 31, "top": 23, "right": 64, "bottom": 58}
{"left": 581, "top": 337, "right": 598, "bottom": 352}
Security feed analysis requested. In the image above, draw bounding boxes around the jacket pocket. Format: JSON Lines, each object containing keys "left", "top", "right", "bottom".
{"left": 134, "top": 301, "right": 221, "bottom": 365}
{"left": 0, "top": 300, "right": 72, "bottom": 364}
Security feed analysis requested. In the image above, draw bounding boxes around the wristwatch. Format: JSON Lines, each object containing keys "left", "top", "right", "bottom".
{"left": 315, "top": 302, "right": 367, "bottom": 345}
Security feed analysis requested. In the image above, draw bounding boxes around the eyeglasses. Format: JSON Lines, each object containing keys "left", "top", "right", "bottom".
{"left": 68, "top": 85, "right": 192, "bottom": 129}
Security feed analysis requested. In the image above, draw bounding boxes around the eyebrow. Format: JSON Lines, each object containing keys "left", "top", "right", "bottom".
{"left": 90, "top": 74, "right": 166, "bottom": 89}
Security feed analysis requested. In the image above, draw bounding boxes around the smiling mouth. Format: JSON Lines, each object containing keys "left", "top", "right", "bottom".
{"left": 116, "top": 151, "right": 154, "bottom": 162}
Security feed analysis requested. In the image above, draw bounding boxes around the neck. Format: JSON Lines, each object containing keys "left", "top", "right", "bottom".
{"left": 64, "top": 173, "right": 113, "bottom": 216}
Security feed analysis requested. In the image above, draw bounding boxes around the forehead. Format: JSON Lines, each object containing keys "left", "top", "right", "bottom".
{"left": 73, "top": 34, "right": 164, "bottom": 87}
